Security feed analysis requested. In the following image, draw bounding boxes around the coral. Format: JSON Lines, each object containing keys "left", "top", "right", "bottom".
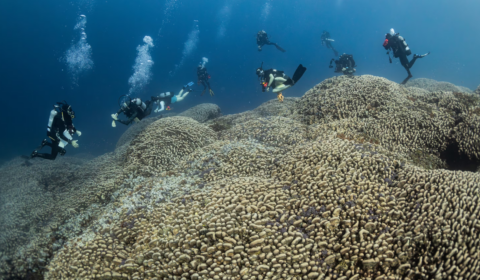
{"left": 221, "top": 116, "right": 307, "bottom": 148}
{"left": 5, "top": 75, "right": 480, "bottom": 280}
{"left": 294, "top": 75, "right": 455, "bottom": 165}
{"left": 178, "top": 103, "right": 222, "bottom": 123}
{"left": 406, "top": 77, "right": 472, "bottom": 93}
{"left": 116, "top": 114, "right": 167, "bottom": 149}
{"left": 125, "top": 117, "right": 217, "bottom": 176}
{"left": 475, "top": 85, "right": 480, "bottom": 95}
{"left": 116, "top": 103, "right": 220, "bottom": 149}
{"left": 207, "top": 97, "right": 299, "bottom": 127}
{"left": 45, "top": 137, "right": 480, "bottom": 280}
{"left": 0, "top": 146, "right": 128, "bottom": 279}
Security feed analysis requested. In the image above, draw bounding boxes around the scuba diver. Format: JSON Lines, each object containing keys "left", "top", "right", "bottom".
{"left": 321, "top": 31, "right": 338, "bottom": 57}
{"left": 111, "top": 97, "right": 154, "bottom": 127}
{"left": 383, "top": 28, "right": 430, "bottom": 84}
{"left": 329, "top": 54, "right": 356, "bottom": 75}
{"left": 31, "top": 101, "right": 81, "bottom": 160}
{"left": 197, "top": 64, "right": 214, "bottom": 96}
{"left": 153, "top": 82, "right": 194, "bottom": 113}
{"left": 256, "top": 30, "right": 286, "bottom": 53}
{"left": 256, "top": 62, "right": 307, "bottom": 102}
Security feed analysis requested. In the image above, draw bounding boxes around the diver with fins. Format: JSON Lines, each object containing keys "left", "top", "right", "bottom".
{"left": 383, "top": 28, "right": 430, "bottom": 85}
{"left": 329, "top": 53, "right": 356, "bottom": 75}
{"left": 153, "top": 82, "right": 194, "bottom": 113}
{"left": 31, "top": 101, "right": 81, "bottom": 160}
{"left": 256, "top": 30, "right": 286, "bottom": 53}
{"left": 111, "top": 97, "right": 154, "bottom": 127}
{"left": 321, "top": 31, "right": 339, "bottom": 57}
{"left": 256, "top": 62, "right": 307, "bottom": 102}
{"left": 197, "top": 64, "right": 214, "bottom": 96}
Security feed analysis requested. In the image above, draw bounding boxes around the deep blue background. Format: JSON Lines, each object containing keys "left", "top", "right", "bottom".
{"left": 0, "top": 0, "right": 479, "bottom": 162}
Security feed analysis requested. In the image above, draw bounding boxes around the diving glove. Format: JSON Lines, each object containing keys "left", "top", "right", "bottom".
{"left": 209, "top": 89, "right": 215, "bottom": 96}
{"left": 76, "top": 130, "right": 82, "bottom": 137}
{"left": 111, "top": 113, "right": 118, "bottom": 120}
{"left": 134, "top": 117, "right": 140, "bottom": 123}
{"left": 112, "top": 120, "right": 116, "bottom": 127}
{"left": 277, "top": 92, "right": 284, "bottom": 102}
{"left": 71, "top": 140, "right": 79, "bottom": 148}
{"left": 266, "top": 87, "right": 270, "bottom": 92}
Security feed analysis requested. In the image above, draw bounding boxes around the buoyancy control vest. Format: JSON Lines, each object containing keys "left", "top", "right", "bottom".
{"left": 390, "top": 34, "right": 411, "bottom": 57}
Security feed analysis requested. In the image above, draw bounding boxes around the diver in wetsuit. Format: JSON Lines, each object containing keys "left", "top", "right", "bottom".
{"left": 197, "top": 65, "right": 214, "bottom": 96}
{"left": 256, "top": 30, "right": 286, "bottom": 53}
{"left": 321, "top": 31, "right": 339, "bottom": 57}
{"left": 256, "top": 63, "right": 307, "bottom": 102}
{"left": 329, "top": 54, "right": 356, "bottom": 75}
{"left": 153, "top": 82, "right": 194, "bottom": 113}
{"left": 31, "top": 101, "right": 81, "bottom": 160}
{"left": 383, "top": 28, "right": 430, "bottom": 84}
{"left": 111, "top": 97, "right": 154, "bottom": 127}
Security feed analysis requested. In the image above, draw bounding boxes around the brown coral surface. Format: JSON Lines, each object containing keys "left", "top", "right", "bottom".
{"left": 2, "top": 76, "right": 480, "bottom": 280}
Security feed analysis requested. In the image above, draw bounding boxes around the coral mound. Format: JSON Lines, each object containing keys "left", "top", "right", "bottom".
{"left": 5, "top": 75, "right": 480, "bottom": 280}
{"left": 475, "top": 85, "right": 480, "bottom": 95}
{"left": 46, "top": 137, "right": 480, "bottom": 280}
{"left": 221, "top": 116, "right": 307, "bottom": 148}
{"left": 178, "top": 103, "right": 222, "bottom": 123}
{"left": 125, "top": 116, "right": 217, "bottom": 176}
{"left": 294, "top": 75, "right": 455, "bottom": 167}
{"left": 406, "top": 78, "right": 472, "bottom": 93}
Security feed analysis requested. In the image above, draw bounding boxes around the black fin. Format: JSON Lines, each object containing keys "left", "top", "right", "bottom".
{"left": 275, "top": 44, "right": 286, "bottom": 53}
{"left": 291, "top": 64, "right": 307, "bottom": 84}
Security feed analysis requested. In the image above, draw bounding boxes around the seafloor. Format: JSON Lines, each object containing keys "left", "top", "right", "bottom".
{"left": 1, "top": 75, "right": 480, "bottom": 280}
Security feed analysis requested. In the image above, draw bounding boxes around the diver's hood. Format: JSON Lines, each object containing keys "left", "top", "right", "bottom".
{"left": 389, "top": 28, "right": 395, "bottom": 36}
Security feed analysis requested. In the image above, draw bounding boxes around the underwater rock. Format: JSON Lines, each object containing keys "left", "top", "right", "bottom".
{"left": 406, "top": 77, "right": 472, "bottom": 93}
{"left": 475, "top": 84, "right": 480, "bottom": 95}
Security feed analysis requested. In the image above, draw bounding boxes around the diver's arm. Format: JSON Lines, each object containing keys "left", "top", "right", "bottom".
{"left": 47, "top": 109, "right": 57, "bottom": 132}
{"left": 119, "top": 111, "right": 138, "bottom": 125}
{"left": 63, "top": 129, "right": 73, "bottom": 142}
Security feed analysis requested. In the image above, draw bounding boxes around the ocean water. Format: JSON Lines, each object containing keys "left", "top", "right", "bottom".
{"left": 0, "top": 0, "right": 479, "bottom": 161}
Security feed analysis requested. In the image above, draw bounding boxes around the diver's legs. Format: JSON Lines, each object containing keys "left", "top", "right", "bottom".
{"left": 35, "top": 144, "right": 61, "bottom": 160}
{"left": 176, "top": 89, "right": 190, "bottom": 102}
{"left": 408, "top": 52, "right": 430, "bottom": 68}
{"left": 201, "top": 80, "right": 207, "bottom": 96}
{"left": 401, "top": 67, "right": 413, "bottom": 85}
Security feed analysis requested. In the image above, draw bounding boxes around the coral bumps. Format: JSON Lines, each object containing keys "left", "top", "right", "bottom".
{"left": 4, "top": 76, "right": 480, "bottom": 280}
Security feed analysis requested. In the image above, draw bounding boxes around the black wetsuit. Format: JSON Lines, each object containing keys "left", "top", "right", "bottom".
{"left": 197, "top": 67, "right": 211, "bottom": 92}
{"left": 257, "top": 31, "right": 276, "bottom": 49}
{"left": 35, "top": 109, "right": 76, "bottom": 160}
{"left": 257, "top": 31, "right": 285, "bottom": 52}
{"left": 321, "top": 31, "right": 339, "bottom": 57}
{"left": 331, "top": 54, "right": 356, "bottom": 75}
{"left": 116, "top": 99, "right": 153, "bottom": 125}
{"left": 384, "top": 33, "right": 421, "bottom": 84}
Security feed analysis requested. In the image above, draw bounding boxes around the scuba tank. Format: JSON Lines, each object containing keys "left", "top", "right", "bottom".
{"left": 397, "top": 35, "right": 411, "bottom": 56}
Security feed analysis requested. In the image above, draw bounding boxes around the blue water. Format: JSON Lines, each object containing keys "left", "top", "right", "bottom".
{"left": 1, "top": 0, "right": 479, "bottom": 161}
